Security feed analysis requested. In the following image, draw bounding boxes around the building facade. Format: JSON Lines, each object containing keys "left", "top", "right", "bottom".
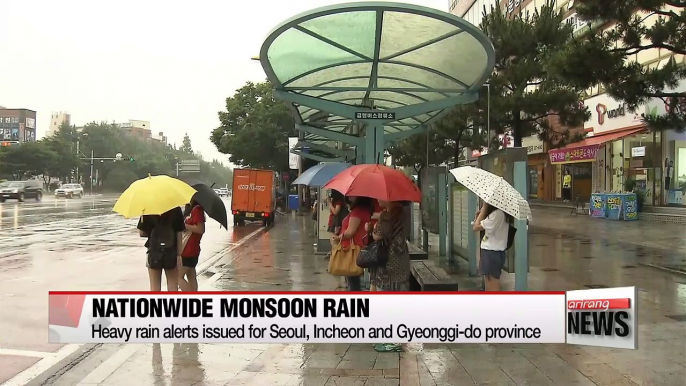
{"left": 0, "top": 108, "right": 37, "bottom": 145}
{"left": 119, "top": 120, "right": 152, "bottom": 140}
{"left": 46, "top": 112, "right": 71, "bottom": 137}
{"left": 451, "top": 0, "right": 686, "bottom": 206}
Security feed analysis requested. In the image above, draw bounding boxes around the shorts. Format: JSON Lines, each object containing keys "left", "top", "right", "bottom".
{"left": 182, "top": 257, "right": 199, "bottom": 268}
{"left": 147, "top": 250, "right": 177, "bottom": 270}
{"left": 479, "top": 249, "right": 506, "bottom": 279}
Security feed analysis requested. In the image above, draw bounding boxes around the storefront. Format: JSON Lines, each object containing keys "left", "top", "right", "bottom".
{"left": 549, "top": 93, "right": 652, "bottom": 202}
{"left": 647, "top": 82, "right": 686, "bottom": 206}
{"left": 549, "top": 145, "right": 597, "bottom": 201}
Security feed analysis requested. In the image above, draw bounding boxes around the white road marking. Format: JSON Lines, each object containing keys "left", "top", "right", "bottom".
{"left": 75, "top": 345, "right": 141, "bottom": 386}
{"left": 1, "top": 344, "right": 81, "bottom": 386}
{"left": 2, "top": 226, "right": 268, "bottom": 385}
{"left": 0, "top": 349, "right": 52, "bottom": 358}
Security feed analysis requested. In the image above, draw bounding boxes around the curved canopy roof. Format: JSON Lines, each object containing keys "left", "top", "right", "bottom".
{"left": 260, "top": 2, "right": 495, "bottom": 142}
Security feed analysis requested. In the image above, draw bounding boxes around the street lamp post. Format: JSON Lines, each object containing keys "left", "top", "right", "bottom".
{"left": 90, "top": 150, "right": 94, "bottom": 196}
{"left": 485, "top": 83, "right": 491, "bottom": 150}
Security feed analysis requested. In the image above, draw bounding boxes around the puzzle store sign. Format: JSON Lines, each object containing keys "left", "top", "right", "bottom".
{"left": 549, "top": 145, "right": 598, "bottom": 164}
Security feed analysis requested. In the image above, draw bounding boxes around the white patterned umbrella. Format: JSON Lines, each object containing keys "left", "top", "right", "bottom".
{"left": 449, "top": 166, "right": 532, "bottom": 221}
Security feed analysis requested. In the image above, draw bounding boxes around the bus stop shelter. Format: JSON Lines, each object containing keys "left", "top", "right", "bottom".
{"left": 258, "top": 2, "right": 496, "bottom": 162}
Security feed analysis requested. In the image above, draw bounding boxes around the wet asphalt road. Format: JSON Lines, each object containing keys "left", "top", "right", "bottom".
{"left": 0, "top": 195, "right": 263, "bottom": 384}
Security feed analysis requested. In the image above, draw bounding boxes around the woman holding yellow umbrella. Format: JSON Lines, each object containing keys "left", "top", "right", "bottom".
{"left": 113, "top": 175, "right": 197, "bottom": 291}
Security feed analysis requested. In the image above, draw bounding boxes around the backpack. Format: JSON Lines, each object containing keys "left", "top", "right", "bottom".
{"left": 149, "top": 215, "right": 176, "bottom": 255}
{"left": 506, "top": 224, "right": 517, "bottom": 250}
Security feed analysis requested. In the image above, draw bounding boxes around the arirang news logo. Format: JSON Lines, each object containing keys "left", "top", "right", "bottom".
{"left": 567, "top": 298, "right": 630, "bottom": 337}
{"left": 565, "top": 287, "right": 637, "bottom": 349}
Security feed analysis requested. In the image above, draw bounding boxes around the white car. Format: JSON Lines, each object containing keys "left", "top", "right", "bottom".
{"left": 55, "top": 184, "right": 84, "bottom": 198}
{"left": 218, "top": 188, "right": 229, "bottom": 197}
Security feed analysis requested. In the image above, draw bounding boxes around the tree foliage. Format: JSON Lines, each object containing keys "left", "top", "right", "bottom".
{"left": 389, "top": 1, "right": 588, "bottom": 168}
{"left": 478, "top": 1, "right": 589, "bottom": 147}
{"left": 0, "top": 122, "right": 234, "bottom": 191}
{"left": 549, "top": 0, "right": 686, "bottom": 132}
{"left": 180, "top": 133, "right": 194, "bottom": 154}
{"left": 388, "top": 105, "right": 487, "bottom": 170}
{"left": 211, "top": 81, "right": 296, "bottom": 172}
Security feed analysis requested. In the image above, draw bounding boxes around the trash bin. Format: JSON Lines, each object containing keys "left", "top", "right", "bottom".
{"left": 288, "top": 194, "right": 299, "bottom": 211}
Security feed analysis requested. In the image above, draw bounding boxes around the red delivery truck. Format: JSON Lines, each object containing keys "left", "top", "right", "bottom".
{"left": 231, "top": 168, "right": 277, "bottom": 227}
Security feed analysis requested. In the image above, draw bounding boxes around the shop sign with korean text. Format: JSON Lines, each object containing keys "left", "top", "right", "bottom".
{"left": 549, "top": 145, "right": 598, "bottom": 164}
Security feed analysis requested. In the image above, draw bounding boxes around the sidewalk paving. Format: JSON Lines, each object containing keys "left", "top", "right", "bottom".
{"left": 32, "top": 213, "right": 686, "bottom": 386}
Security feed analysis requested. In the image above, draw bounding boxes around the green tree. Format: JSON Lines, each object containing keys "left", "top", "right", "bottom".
{"left": 549, "top": 0, "right": 686, "bottom": 132}
{"left": 211, "top": 81, "right": 296, "bottom": 172}
{"left": 0, "top": 141, "right": 57, "bottom": 180}
{"left": 180, "top": 133, "right": 194, "bottom": 154}
{"left": 42, "top": 135, "right": 79, "bottom": 183}
{"left": 388, "top": 130, "right": 453, "bottom": 172}
{"left": 476, "top": 1, "right": 589, "bottom": 147}
{"left": 0, "top": 120, "right": 236, "bottom": 192}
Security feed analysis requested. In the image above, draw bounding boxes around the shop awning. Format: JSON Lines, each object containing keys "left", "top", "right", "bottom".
{"left": 566, "top": 127, "right": 646, "bottom": 149}
{"left": 549, "top": 128, "right": 646, "bottom": 165}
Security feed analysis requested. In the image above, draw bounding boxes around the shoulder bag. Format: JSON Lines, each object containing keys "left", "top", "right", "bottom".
{"left": 328, "top": 237, "right": 363, "bottom": 277}
{"left": 356, "top": 220, "right": 402, "bottom": 269}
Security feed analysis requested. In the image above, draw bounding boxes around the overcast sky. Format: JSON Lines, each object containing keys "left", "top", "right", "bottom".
{"left": 0, "top": 0, "right": 447, "bottom": 166}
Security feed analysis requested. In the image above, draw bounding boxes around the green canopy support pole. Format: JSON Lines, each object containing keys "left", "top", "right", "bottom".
{"left": 467, "top": 191, "right": 479, "bottom": 276}
{"left": 438, "top": 169, "right": 447, "bottom": 257}
{"left": 363, "top": 123, "right": 385, "bottom": 164}
{"left": 513, "top": 161, "right": 529, "bottom": 291}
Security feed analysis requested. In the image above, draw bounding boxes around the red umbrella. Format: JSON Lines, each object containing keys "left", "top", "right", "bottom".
{"left": 323, "top": 164, "right": 421, "bottom": 202}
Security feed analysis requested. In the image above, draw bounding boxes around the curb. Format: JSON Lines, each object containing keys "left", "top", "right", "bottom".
{"left": 637, "top": 262, "right": 686, "bottom": 276}
{"left": 196, "top": 226, "right": 268, "bottom": 276}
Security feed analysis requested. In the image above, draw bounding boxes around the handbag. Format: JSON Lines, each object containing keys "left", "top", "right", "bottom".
{"left": 356, "top": 239, "right": 388, "bottom": 268}
{"left": 356, "top": 220, "right": 402, "bottom": 269}
{"left": 328, "top": 239, "right": 363, "bottom": 277}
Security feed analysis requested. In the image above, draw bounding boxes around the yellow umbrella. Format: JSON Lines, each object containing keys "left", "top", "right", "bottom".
{"left": 113, "top": 174, "right": 197, "bottom": 218}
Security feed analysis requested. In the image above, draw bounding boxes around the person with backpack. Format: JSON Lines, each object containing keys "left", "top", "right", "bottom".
{"left": 179, "top": 200, "right": 205, "bottom": 292}
{"left": 472, "top": 203, "right": 513, "bottom": 291}
{"left": 138, "top": 206, "right": 186, "bottom": 291}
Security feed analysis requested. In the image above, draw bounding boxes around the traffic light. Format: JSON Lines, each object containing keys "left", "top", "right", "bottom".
{"left": 129, "top": 156, "right": 134, "bottom": 162}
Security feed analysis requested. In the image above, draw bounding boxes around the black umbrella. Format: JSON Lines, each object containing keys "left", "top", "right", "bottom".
{"left": 178, "top": 178, "right": 228, "bottom": 229}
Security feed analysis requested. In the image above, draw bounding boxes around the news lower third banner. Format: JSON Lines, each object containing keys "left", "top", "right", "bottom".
{"left": 48, "top": 287, "right": 637, "bottom": 349}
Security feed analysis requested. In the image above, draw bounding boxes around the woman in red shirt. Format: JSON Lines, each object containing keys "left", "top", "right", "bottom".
{"left": 180, "top": 199, "right": 205, "bottom": 291}
{"left": 331, "top": 196, "right": 373, "bottom": 291}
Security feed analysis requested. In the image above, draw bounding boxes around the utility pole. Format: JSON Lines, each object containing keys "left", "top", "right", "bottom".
{"left": 90, "top": 150, "right": 94, "bottom": 196}
{"left": 75, "top": 141, "right": 79, "bottom": 184}
{"left": 486, "top": 83, "right": 491, "bottom": 150}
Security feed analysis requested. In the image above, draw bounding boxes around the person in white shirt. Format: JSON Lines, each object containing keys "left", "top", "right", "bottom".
{"left": 473, "top": 203, "right": 511, "bottom": 291}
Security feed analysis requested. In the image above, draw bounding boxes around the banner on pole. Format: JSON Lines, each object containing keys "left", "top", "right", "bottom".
{"left": 288, "top": 137, "right": 299, "bottom": 170}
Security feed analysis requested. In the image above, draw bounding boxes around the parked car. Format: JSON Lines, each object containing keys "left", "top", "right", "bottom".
{"left": 55, "top": 184, "right": 84, "bottom": 199}
{"left": 218, "top": 188, "right": 229, "bottom": 197}
{"left": 0, "top": 180, "right": 43, "bottom": 202}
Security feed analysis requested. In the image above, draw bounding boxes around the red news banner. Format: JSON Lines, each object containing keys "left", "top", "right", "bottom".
{"left": 48, "top": 287, "right": 637, "bottom": 349}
